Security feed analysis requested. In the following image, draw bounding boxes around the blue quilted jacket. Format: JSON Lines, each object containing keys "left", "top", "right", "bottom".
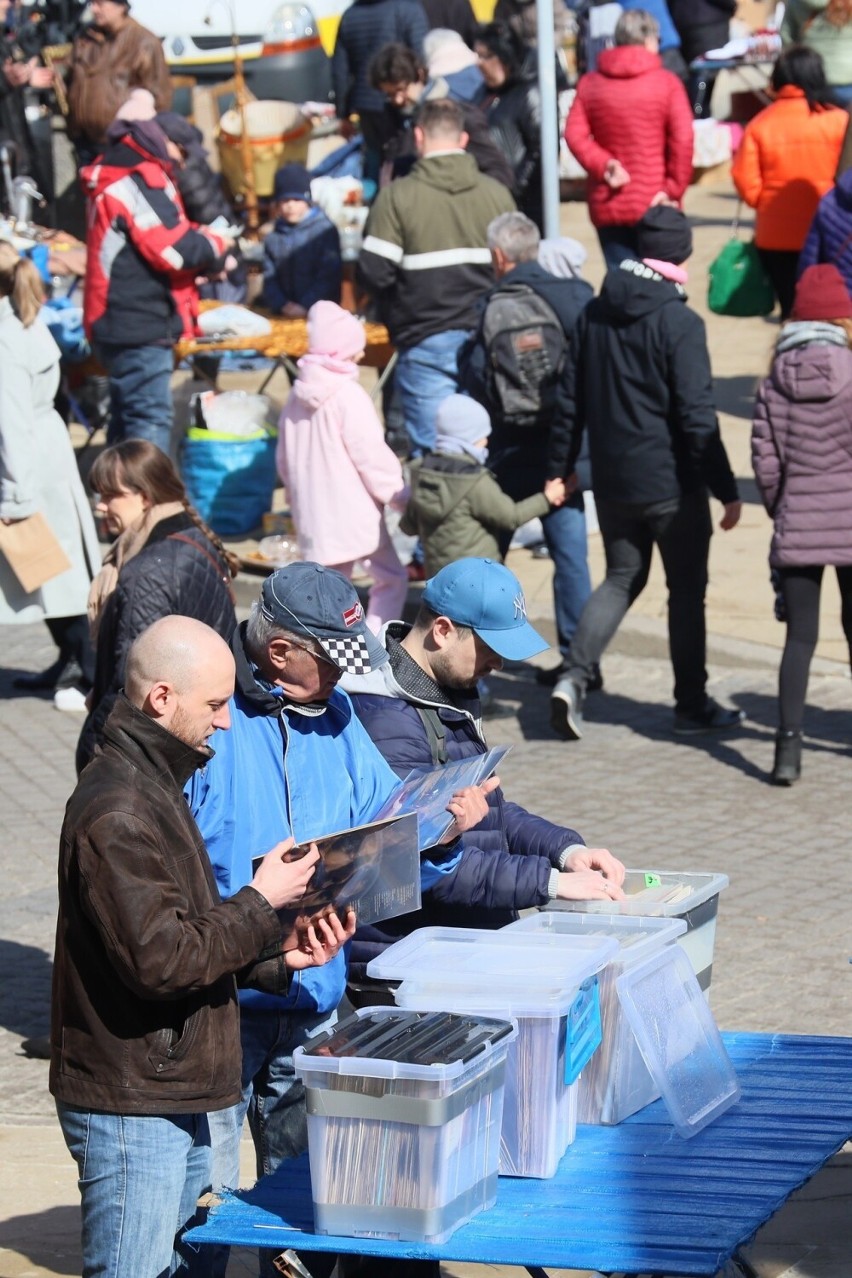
{"left": 342, "top": 623, "right": 585, "bottom": 983}
{"left": 798, "top": 170, "right": 852, "bottom": 293}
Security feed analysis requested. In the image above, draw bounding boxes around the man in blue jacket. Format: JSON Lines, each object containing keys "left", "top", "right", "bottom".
{"left": 187, "top": 562, "right": 485, "bottom": 1278}
{"left": 343, "top": 557, "right": 625, "bottom": 999}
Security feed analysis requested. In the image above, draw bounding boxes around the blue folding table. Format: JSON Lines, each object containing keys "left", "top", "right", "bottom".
{"left": 186, "top": 1032, "right": 852, "bottom": 1277}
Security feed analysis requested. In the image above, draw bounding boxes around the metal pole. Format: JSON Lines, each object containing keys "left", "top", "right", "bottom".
{"left": 536, "top": 0, "right": 561, "bottom": 239}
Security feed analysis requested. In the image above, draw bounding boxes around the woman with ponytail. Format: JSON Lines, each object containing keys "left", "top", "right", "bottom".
{"left": 0, "top": 242, "right": 101, "bottom": 706}
{"left": 76, "top": 439, "right": 238, "bottom": 772}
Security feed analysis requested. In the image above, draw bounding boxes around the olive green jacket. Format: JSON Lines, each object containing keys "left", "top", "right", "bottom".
{"left": 401, "top": 451, "right": 551, "bottom": 577}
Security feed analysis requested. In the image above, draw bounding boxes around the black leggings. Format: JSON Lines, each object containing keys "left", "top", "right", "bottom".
{"left": 778, "top": 565, "right": 852, "bottom": 731}
{"left": 45, "top": 614, "right": 95, "bottom": 687}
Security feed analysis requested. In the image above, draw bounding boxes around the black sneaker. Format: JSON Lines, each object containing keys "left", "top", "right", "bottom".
{"left": 673, "top": 698, "right": 745, "bottom": 736}
{"left": 550, "top": 677, "right": 584, "bottom": 740}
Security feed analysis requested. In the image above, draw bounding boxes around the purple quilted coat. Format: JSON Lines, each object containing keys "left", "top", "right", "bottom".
{"left": 752, "top": 339, "right": 852, "bottom": 566}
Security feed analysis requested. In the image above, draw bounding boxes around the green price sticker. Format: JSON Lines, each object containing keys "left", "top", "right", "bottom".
{"left": 644, "top": 873, "right": 662, "bottom": 888}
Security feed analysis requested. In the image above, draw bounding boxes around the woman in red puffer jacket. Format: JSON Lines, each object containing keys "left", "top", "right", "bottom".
{"left": 565, "top": 8, "right": 694, "bottom": 269}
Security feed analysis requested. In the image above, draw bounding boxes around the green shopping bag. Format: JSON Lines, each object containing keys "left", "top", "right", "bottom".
{"left": 707, "top": 211, "right": 775, "bottom": 317}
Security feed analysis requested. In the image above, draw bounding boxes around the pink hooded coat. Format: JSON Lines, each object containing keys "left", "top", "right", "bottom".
{"left": 277, "top": 354, "right": 404, "bottom": 565}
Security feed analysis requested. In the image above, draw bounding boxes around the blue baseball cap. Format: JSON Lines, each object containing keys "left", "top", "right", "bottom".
{"left": 421, "top": 558, "right": 548, "bottom": 662}
{"left": 261, "top": 562, "right": 387, "bottom": 674}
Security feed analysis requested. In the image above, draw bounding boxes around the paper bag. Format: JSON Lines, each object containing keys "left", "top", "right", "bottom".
{"left": 0, "top": 512, "right": 72, "bottom": 593}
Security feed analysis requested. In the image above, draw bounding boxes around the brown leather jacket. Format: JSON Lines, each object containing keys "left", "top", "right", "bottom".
{"left": 67, "top": 18, "right": 173, "bottom": 146}
{"left": 49, "top": 695, "right": 281, "bottom": 1115}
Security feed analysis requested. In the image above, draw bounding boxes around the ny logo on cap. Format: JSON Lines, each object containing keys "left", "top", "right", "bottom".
{"left": 513, "top": 592, "right": 527, "bottom": 620}
{"left": 342, "top": 601, "right": 364, "bottom": 628}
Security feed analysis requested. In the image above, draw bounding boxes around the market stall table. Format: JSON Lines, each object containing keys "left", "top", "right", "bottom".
{"left": 186, "top": 1031, "right": 852, "bottom": 1277}
{"left": 174, "top": 302, "right": 395, "bottom": 397}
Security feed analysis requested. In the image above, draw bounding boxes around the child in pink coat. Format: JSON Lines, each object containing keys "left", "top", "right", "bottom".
{"left": 276, "top": 301, "right": 408, "bottom": 631}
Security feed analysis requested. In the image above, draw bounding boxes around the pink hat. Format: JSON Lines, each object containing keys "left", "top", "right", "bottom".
{"left": 307, "top": 301, "right": 366, "bottom": 362}
{"left": 114, "top": 88, "right": 156, "bottom": 124}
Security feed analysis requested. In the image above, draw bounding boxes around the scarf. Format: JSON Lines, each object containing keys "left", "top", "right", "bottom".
{"left": 87, "top": 501, "right": 185, "bottom": 641}
{"left": 434, "top": 435, "right": 489, "bottom": 465}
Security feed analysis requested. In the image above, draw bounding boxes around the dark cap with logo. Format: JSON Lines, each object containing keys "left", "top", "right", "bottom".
{"left": 260, "top": 562, "right": 387, "bottom": 675}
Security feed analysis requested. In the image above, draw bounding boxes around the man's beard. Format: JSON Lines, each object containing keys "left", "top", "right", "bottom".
{"left": 169, "top": 707, "right": 211, "bottom": 752}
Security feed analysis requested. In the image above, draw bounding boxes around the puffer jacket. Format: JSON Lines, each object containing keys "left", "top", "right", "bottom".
{"left": 752, "top": 330, "right": 852, "bottom": 566}
{"left": 332, "top": 0, "right": 428, "bottom": 116}
{"left": 277, "top": 353, "right": 404, "bottom": 564}
{"left": 343, "top": 625, "right": 585, "bottom": 982}
{"left": 68, "top": 18, "right": 172, "bottom": 147}
{"left": 798, "top": 169, "right": 852, "bottom": 292}
{"left": 401, "top": 451, "right": 550, "bottom": 575}
{"left": 481, "top": 57, "right": 550, "bottom": 228}
{"left": 82, "top": 135, "right": 228, "bottom": 347}
{"left": 732, "top": 87, "right": 847, "bottom": 251}
{"left": 260, "top": 208, "right": 342, "bottom": 314}
{"left": 50, "top": 695, "right": 281, "bottom": 1115}
{"left": 565, "top": 44, "right": 693, "bottom": 229}
{"left": 77, "top": 512, "right": 236, "bottom": 773}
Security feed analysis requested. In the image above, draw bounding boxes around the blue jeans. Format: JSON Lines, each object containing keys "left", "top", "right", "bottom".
{"left": 205, "top": 1005, "right": 337, "bottom": 1278}
{"left": 542, "top": 496, "right": 592, "bottom": 660}
{"left": 56, "top": 1101, "right": 211, "bottom": 1278}
{"left": 394, "top": 329, "right": 469, "bottom": 455}
{"left": 95, "top": 342, "right": 175, "bottom": 457}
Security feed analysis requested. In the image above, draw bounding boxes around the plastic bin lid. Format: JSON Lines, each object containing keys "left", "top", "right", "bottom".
{"left": 367, "top": 926, "right": 618, "bottom": 1015}
{"left": 505, "top": 911, "right": 687, "bottom": 968}
{"left": 293, "top": 1006, "right": 517, "bottom": 1081}
{"left": 549, "top": 869, "right": 729, "bottom": 917}
{"left": 615, "top": 945, "right": 741, "bottom": 1139}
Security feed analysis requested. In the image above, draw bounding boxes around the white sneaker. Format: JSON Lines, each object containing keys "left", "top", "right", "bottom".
{"left": 54, "top": 686, "right": 89, "bottom": 712}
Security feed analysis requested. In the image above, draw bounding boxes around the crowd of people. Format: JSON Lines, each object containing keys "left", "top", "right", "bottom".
{"left": 2, "top": 1, "right": 852, "bottom": 1274}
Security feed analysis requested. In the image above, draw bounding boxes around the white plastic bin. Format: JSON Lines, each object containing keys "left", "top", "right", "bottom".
{"left": 546, "top": 869, "right": 729, "bottom": 992}
{"left": 368, "top": 927, "right": 617, "bottom": 1178}
{"left": 505, "top": 912, "right": 687, "bottom": 1124}
{"left": 294, "top": 1007, "right": 516, "bottom": 1243}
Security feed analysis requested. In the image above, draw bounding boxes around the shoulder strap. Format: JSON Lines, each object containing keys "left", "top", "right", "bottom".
{"left": 167, "top": 532, "right": 236, "bottom": 605}
{"left": 415, "top": 705, "right": 449, "bottom": 766}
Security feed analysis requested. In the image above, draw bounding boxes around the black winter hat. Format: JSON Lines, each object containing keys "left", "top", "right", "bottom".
{"left": 636, "top": 206, "right": 693, "bottom": 265}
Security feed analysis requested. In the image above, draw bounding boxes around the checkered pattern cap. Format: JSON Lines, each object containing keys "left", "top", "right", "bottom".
{"left": 260, "top": 563, "right": 388, "bottom": 674}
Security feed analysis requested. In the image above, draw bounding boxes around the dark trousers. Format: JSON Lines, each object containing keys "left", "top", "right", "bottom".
{"left": 45, "top": 614, "right": 95, "bottom": 687}
{"left": 597, "top": 224, "right": 641, "bottom": 271}
{"left": 777, "top": 564, "right": 852, "bottom": 731}
{"left": 756, "top": 248, "right": 801, "bottom": 321}
{"left": 567, "top": 491, "right": 712, "bottom": 713}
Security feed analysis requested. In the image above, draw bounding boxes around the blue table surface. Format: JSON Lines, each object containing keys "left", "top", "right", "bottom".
{"left": 186, "top": 1032, "right": 852, "bottom": 1276}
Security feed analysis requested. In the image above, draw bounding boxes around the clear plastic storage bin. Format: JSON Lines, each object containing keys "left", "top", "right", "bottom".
{"left": 616, "top": 945, "right": 741, "bottom": 1139}
{"left": 368, "top": 927, "right": 618, "bottom": 1178}
{"left": 546, "top": 869, "right": 729, "bottom": 992}
{"left": 293, "top": 1007, "right": 516, "bottom": 1243}
{"left": 506, "top": 912, "right": 687, "bottom": 1125}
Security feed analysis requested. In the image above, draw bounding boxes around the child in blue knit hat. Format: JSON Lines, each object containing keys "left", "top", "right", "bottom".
{"left": 260, "top": 163, "right": 342, "bottom": 316}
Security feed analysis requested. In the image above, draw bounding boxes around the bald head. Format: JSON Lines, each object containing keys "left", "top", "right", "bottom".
{"left": 125, "top": 617, "right": 235, "bottom": 749}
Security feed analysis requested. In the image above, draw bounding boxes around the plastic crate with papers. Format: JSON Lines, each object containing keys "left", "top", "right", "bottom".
{"left": 367, "top": 927, "right": 618, "bottom": 1178}
{"left": 293, "top": 1007, "right": 516, "bottom": 1243}
{"left": 616, "top": 945, "right": 741, "bottom": 1139}
{"left": 506, "top": 912, "right": 688, "bottom": 1125}
{"left": 546, "top": 869, "right": 729, "bottom": 992}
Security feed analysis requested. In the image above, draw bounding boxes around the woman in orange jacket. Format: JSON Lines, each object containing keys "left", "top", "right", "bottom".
{"left": 732, "top": 45, "right": 847, "bottom": 317}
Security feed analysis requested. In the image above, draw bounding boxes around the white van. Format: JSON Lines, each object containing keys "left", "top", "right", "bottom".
{"left": 131, "top": 0, "right": 353, "bottom": 102}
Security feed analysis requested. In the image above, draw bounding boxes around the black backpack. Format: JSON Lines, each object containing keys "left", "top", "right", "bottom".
{"left": 481, "top": 281, "right": 566, "bottom": 428}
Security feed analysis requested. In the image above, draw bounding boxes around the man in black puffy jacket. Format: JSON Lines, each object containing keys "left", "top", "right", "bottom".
{"left": 342, "top": 556, "right": 625, "bottom": 996}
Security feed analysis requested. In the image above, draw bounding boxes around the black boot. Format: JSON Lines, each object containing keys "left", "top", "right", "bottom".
{"left": 12, "top": 655, "right": 68, "bottom": 691}
{"left": 771, "top": 730, "right": 802, "bottom": 786}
